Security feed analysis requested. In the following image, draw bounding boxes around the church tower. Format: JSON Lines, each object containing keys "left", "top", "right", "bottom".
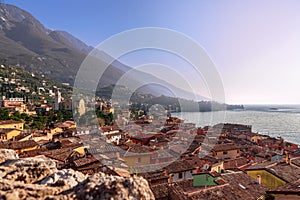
{"left": 54, "top": 90, "right": 61, "bottom": 111}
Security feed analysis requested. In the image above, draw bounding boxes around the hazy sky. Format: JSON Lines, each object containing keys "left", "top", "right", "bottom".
{"left": 5, "top": 0, "right": 300, "bottom": 104}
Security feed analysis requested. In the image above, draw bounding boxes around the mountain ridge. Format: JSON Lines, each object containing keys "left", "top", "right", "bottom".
{"left": 0, "top": 3, "right": 126, "bottom": 85}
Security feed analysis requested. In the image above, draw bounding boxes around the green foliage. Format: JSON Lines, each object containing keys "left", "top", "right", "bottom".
{"left": 0, "top": 109, "right": 73, "bottom": 130}
{"left": 0, "top": 64, "right": 72, "bottom": 105}
{"left": 0, "top": 109, "right": 10, "bottom": 120}
{"left": 96, "top": 110, "right": 113, "bottom": 125}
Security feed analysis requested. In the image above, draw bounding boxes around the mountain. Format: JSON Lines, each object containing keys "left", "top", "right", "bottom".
{"left": 0, "top": 3, "right": 125, "bottom": 85}
{"left": 0, "top": 3, "right": 230, "bottom": 106}
{"left": 52, "top": 30, "right": 94, "bottom": 54}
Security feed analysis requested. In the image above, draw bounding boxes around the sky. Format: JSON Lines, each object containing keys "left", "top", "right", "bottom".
{"left": 4, "top": 0, "right": 300, "bottom": 104}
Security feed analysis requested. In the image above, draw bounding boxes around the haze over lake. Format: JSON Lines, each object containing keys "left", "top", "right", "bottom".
{"left": 172, "top": 105, "right": 300, "bottom": 145}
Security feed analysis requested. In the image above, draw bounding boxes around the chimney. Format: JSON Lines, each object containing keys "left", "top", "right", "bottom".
{"left": 168, "top": 174, "right": 174, "bottom": 185}
{"left": 285, "top": 151, "right": 291, "bottom": 164}
{"left": 257, "top": 175, "right": 261, "bottom": 185}
{"left": 194, "top": 166, "right": 200, "bottom": 174}
{"left": 162, "top": 170, "right": 168, "bottom": 177}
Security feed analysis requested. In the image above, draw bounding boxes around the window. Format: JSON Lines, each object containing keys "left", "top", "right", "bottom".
{"left": 223, "top": 151, "right": 228, "bottom": 155}
{"left": 137, "top": 158, "right": 141, "bottom": 163}
{"left": 178, "top": 172, "right": 183, "bottom": 179}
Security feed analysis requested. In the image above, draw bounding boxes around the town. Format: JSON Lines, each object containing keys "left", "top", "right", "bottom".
{"left": 0, "top": 69, "right": 300, "bottom": 199}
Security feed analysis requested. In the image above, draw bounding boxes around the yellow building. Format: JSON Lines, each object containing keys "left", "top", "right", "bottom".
{"left": 0, "top": 140, "right": 39, "bottom": 154}
{"left": 245, "top": 161, "right": 300, "bottom": 189}
{"left": 211, "top": 162, "right": 224, "bottom": 173}
{"left": 212, "top": 143, "right": 241, "bottom": 160}
{"left": 0, "top": 120, "right": 24, "bottom": 130}
{"left": 78, "top": 99, "right": 86, "bottom": 116}
{"left": 123, "top": 152, "right": 151, "bottom": 166}
{"left": 45, "top": 127, "right": 63, "bottom": 135}
{"left": 0, "top": 128, "right": 22, "bottom": 141}
{"left": 246, "top": 169, "right": 287, "bottom": 189}
{"left": 73, "top": 145, "right": 86, "bottom": 155}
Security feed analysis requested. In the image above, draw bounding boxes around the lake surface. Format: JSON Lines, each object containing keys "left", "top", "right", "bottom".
{"left": 172, "top": 106, "right": 300, "bottom": 145}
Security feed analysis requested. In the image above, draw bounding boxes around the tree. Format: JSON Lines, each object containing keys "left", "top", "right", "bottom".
{"left": 0, "top": 110, "right": 10, "bottom": 120}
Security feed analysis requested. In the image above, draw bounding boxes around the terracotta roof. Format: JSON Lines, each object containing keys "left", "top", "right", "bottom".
{"left": 184, "top": 155, "right": 204, "bottom": 168}
{"left": 19, "top": 148, "right": 47, "bottom": 157}
{"left": 0, "top": 128, "right": 16, "bottom": 134}
{"left": 101, "top": 126, "right": 120, "bottom": 132}
{"left": 223, "top": 157, "right": 249, "bottom": 170}
{"left": 0, "top": 120, "right": 23, "bottom": 125}
{"left": 128, "top": 163, "right": 167, "bottom": 173}
{"left": 164, "top": 159, "right": 194, "bottom": 174}
{"left": 246, "top": 162, "right": 300, "bottom": 183}
{"left": 41, "top": 147, "right": 76, "bottom": 162}
{"left": 139, "top": 170, "right": 169, "bottom": 182}
{"left": 212, "top": 143, "right": 241, "bottom": 152}
{"left": 245, "top": 132, "right": 260, "bottom": 137}
{"left": 61, "top": 141, "right": 83, "bottom": 149}
{"left": 88, "top": 143, "right": 120, "bottom": 154}
{"left": 0, "top": 140, "right": 38, "bottom": 150}
{"left": 200, "top": 156, "right": 218, "bottom": 164}
{"left": 169, "top": 144, "right": 188, "bottom": 155}
{"left": 150, "top": 183, "right": 169, "bottom": 199}
{"left": 123, "top": 144, "right": 153, "bottom": 155}
{"left": 220, "top": 172, "right": 268, "bottom": 199}
{"left": 181, "top": 172, "right": 268, "bottom": 200}
{"left": 131, "top": 134, "right": 156, "bottom": 140}
{"left": 73, "top": 156, "right": 100, "bottom": 168}
{"left": 55, "top": 121, "right": 75, "bottom": 128}
{"left": 269, "top": 179, "right": 300, "bottom": 194}
{"left": 11, "top": 131, "right": 32, "bottom": 141}
{"left": 113, "top": 168, "right": 131, "bottom": 178}
{"left": 291, "top": 157, "right": 300, "bottom": 167}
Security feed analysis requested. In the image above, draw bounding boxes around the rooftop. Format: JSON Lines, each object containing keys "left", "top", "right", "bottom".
{"left": 164, "top": 159, "right": 194, "bottom": 174}
{"left": 182, "top": 172, "right": 267, "bottom": 200}
{"left": 269, "top": 179, "right": 300, "bottom": 194}
{"left": 246, "top": 161, "right": 300, "bottom": 183}
{"left": 0, "top": 140, "right": 38, "bottom": 150}
{"left": 223, "top": 157, "right": 249, "bottom": 170}
{"left": 0, "top": 128, "right": 16, "bottom": 134}
{"left": 73, "top": 156, "right": 100, "bottom": 168}
{"left": 212, "top": 143, "right": 241, "bottom": 152}
{"left": 0, "top": 120, "right": 23, "bottom": 125}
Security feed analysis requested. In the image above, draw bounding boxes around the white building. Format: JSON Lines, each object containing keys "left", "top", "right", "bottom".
{"left": 54, "top": 90, "right": 61, "bottom": 111}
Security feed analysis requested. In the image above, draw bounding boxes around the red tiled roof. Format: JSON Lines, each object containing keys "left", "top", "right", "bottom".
{"left": 19, "top": 148, "right": 47, "bottom": 157}
{"left": 0, "top": 140, "right": 38, "bottom": 150}
{"left": 223, "top": 157, "right": 249, "bottom": 170}
{"left": 164, "top": 159, "right": 194, "bottom": 173}
{"left": 183, "top": 172, "right": 268, "bottom": 200}
{"left": 246, "top": 162, "right": 300, "bottom": 183}
{"left": 73, "top": 156, "right": 100, "bottom": 168}
{"left": 150, "top": 183, "right": 169, "bottom": 199}
{"left": 212, "top": 143, "right": 241, "bottom": 152}
{"left": 0, "top": 128, "right": 16, "bottom": 134}
{"left": 269, "top": 179, "right": 300, "bottom": 194}
{"left": 0, "top": 120, "right": 23, "bottom": 125}
{"left": 41, "top": 147, "right": 75, "bottom": 162}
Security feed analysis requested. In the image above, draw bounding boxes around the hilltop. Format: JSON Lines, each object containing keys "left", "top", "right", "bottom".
{"left": 0, "top": 64, "right": 72, "bottom": 105}
{"left": 0, "top": 3, "right": 126, "bottom": 85}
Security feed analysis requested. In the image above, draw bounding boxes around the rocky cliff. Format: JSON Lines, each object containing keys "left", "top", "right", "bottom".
{"left": 0, "top": 149, "right": 155, "bottom": 200}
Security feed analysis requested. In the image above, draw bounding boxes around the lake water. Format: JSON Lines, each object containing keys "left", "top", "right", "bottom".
{"left": 172, "top": 106, "right": 300, "bottom": 145}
